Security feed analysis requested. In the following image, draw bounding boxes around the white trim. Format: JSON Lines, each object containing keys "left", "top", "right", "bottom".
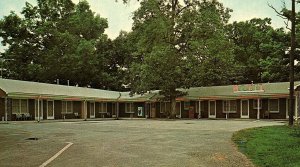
{"left": 208, "top": 100, "right": 216, "bottom": 118}
{"left": 286, "top": 98, "right": 298, "bottom": 119}
{"left": 90, "top": 102, "right": 95, "bottom": 118}
{"left": 35, "top": 99, "right": 43, "bottom": 120}
{"left": 83, "top": 101, "right": 87, "bottom": 119}
{"left": 47, "top": 100, "right": 55, "bottom": 120}
{"left": 253, "top": 99, "right": 262, "bottom": 109}
{"left": 240, "top": 99, "right": 249, "bottom": 118}
{"left": 268, "top": 98, "right": 279, "bottom": 113}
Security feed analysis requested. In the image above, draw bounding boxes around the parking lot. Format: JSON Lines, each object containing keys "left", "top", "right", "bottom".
{"left": 0, "top": 119, "right": 283, "bottom": 167}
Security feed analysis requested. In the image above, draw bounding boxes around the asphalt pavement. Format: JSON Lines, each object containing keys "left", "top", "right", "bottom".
{"left": 0, "top": 119, "right": 284, "bottom": 167}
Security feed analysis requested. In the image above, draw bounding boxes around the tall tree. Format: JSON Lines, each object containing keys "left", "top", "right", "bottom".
{"left": 126, "top": 0, "right": 234, "bottom": 118}
{"left": 227, "top": 18, "right": 290, "bottom": 84}
{"left": 95, "top": 31, "right": 135, "bottom": 91}
{"left": 0, "top": 0, "right": 110, "bottom": 88}
{"left": 269, "top": 0, "right": 299, "bottom": 125}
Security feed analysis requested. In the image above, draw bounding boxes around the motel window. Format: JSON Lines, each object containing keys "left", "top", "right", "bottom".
{"left": 12, "top": 99, "right": 20, "bottom": 114}
{"left": 125, "top": 103, "right": 134, "bottom": 113}
{"left": 253, "top": 99, "right": 262, "bottom": 109}
{"left": 12, "top": 99, "right": 28, "bottom": 114}
{"left": 99, "top": 103, "right": 107, "bottom": 113}
{"left": 269, "top": 99, "right": 279, "bottom": 113}
{"left": 62, "top": 101, "right": 73, "bottom": 113}
{"left": 223, "top": 100, "right": 237, "bottom": 113}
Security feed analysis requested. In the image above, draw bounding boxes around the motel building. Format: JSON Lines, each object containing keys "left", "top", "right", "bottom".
{"left": 0, "top": 78, "right": 299, "bottom": 121}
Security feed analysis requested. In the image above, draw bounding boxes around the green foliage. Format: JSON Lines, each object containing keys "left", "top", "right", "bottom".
{"left": 0, "top": 0, "right": 119, "bottom": 88}
{"left": 127, "top": 0, "right": 235, "bottom": 117}
{"left": 233, "top": 126, "right": 300, "bottom": 167}
{"left": 1, "top": 0, "right": 299, "bottom": 93}
{"left": 227, "top": 18, "right": 290, "bottom": 84}
{"left": 128, "top": 0, "right": 235, "bottom": 90}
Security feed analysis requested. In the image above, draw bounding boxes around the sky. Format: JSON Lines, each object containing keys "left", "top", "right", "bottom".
{"left": 0, "top": 0, "right": 296, "bottom": 53}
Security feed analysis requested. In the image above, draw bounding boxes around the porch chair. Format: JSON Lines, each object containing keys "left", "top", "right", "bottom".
{"left": 24, "top": 113, "right": 31, "bottom": 120}
{"left": 74, "top": 112, "right": 79, "bottom": 119}
{"left": 16, "top": 113, "right": 22, "bottom": 121}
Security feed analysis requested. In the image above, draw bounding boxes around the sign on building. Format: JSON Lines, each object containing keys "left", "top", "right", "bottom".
{"left": 233, "top": 84, "right": 265, "bottom": 93}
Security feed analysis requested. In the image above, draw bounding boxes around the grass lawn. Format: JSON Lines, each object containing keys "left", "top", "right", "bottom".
{"left": 232, "top": 125, "right": 300, "bottom": 167}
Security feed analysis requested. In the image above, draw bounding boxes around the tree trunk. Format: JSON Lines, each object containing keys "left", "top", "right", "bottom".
{"left": 170, "top": 96, "right": 176, "bottom": 119}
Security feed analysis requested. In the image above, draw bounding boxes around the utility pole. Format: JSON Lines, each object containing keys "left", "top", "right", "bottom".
{"left": 289, "top": 0, "right": 296, "bottom": 126}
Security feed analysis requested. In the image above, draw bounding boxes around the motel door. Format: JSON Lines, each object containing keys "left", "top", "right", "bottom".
{"left": 209, "top": 101, "right": 216, "bottom": 118}
{"left": 35, "top": 100, "right": 43, "bottom": 120}
{"left": 112, "top": 103, "right": 116, "bottom": 117}
{"left": 241, "top": 100, "right": 249, "bottom": 118}
{"left": 151, "top": 103, "right": 156, "bottom": 118}
{"left": 90, "top": 102, "right": 95, "bottom": 118}
{"left": 47, "top": 100, "right": 54, "bottom": 119}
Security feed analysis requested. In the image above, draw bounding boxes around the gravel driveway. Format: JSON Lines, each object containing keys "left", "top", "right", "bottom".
{"left": 0, "top": 119, "right": 283, "bottom": 167}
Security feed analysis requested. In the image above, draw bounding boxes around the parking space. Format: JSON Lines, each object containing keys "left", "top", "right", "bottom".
{"left": 0, "top": 120, "right": 283, "bottom": 167}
